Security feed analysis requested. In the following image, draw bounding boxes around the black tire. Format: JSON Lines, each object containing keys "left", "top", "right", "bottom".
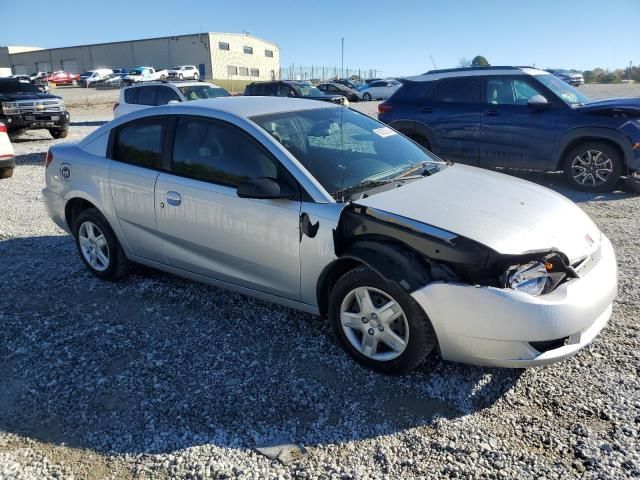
{"left": 72, "top": 208, "right": 130, "bottom": 281}
{"left": 0, "top": 167, "right": 14, "bottom": 179}
{"left": 179, "top": 74, "right": 184, "bottom": 80}
{"left": 194, "top": 73, "right": 199, "bottom": 80}
{"left": 71, "top": 79, "right": 78, "bottom": 86}
{"left": 329, "top": 266, "right": 437, "bottom": 375}
{"left": 563, "top": 142, "right": 623, "bottom": 192}
{"left": 363, "top": 92, "right": 372, "bottom": 101}
{"left": 49, "top": 128, "right": 69, "bottom": 139}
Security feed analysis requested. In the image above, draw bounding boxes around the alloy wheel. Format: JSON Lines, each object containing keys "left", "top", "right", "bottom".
{"left": 340, "top": 286, "right": 409, "bottom": 361}
{"left": 78, "top": 221, "right": 110, "bottom": 272}
{"left": 571, "top": 149, "right": 614, "bottom": 187}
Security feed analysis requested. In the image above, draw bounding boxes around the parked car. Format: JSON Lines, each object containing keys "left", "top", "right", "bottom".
{"left": 15, "top": 75, "right": 49, "bottom": 93}
{"left": 46, "top": 71, "right": 80, "bottom": 86}
{"left": 334, "top": 78, "right": 359, "bottom": 89}
{"left": 167, "top": 65, "right": 200, "bottom": 80}
{"left": 94, "top": 73, "right": 126, "bottom": 88}
{"left": 0, "top": 122, "right": 15, "bottom": 178}
{"left": 43, "top": 96, "right": 617, "bottom": 374}
{"left": 123, "top": 67, "right": 169, "bottom": 85}
{"left": 547, "top": 69, "right": 585, "bottom": 86}
{"left": 79, "top": 69, "right": 114, "bottom": 87}
{"left": 0, "top": 77, "right": 70, "bottom": 138}
{"left": 244, "top": 80, "right": 348, "bottom": 106}
{"left": 29, "top": 71, "right": 51, "bottom": 82}
{"left": 358, "top": 80, "right": 401, "bottom": 101}
{"left": 378, "top": 66, "right": 640, "bottom": 192}
{"left": 317, "top": 82, "right": 359, "bottom": 102}
{"left": 113, "top": 81, "right": 230, "bottom": 118}
{"left": 364, "top": 78, "right": 382, "bottom": 84}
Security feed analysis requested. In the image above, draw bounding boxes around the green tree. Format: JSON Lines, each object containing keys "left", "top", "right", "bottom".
{"left": 471, "top": 55, "right": 490, "bottom": 67}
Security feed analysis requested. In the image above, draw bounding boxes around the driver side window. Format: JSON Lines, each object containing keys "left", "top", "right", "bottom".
{"left": 486, "top": 78, "right": 543, "bottom": 105}
{"left": 171, "top": 116, "right": 293, "bottom": 189}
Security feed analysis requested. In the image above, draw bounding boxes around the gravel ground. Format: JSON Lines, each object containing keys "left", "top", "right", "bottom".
{"left": 1, "top": 88, "right": 639, "bottom": 479}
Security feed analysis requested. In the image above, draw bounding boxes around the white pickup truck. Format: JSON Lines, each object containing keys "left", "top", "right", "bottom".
{"left": 122, "top": 67, "right": 168, "bottom": 85}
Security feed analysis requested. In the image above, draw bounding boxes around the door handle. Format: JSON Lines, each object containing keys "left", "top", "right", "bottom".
{"left": 485, "top": 110, "right": 499, "bottom": 116}
{"left": 420, "top": 107, "right": 433, "bottom": 113}
{"left": 166, "top": 191, "right": 182, "bottom": 206}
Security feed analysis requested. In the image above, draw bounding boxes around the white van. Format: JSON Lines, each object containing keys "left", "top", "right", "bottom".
{"left": 79, "top": 69, "right": 113, "bottom": 87}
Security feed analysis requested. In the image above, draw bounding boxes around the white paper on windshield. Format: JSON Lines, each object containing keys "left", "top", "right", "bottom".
{"left": 373, "top": 127, "right": 397, "bottom": 138}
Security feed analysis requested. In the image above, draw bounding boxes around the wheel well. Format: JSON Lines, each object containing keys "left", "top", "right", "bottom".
{"left": 557, "top": 137, "right": 625, "bottom": 171}
{"left": 316, "top": 258, "right": 365, "bottom": 317}
{"left": 64, "top": 198, "right": 97, "bottom": 231}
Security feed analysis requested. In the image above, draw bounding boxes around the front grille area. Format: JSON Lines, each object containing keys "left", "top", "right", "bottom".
{"left": 14, "top": 100, "right": 63, "bottom": 114}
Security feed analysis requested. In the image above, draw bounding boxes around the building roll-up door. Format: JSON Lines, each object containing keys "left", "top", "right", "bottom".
{"left": 13, "top": 64, "right": 28, "bottom": 75}
{"left": 36, "top": 62, "right": 52, "bottom": 73}
{"left": 61, "top": 59, "right": 79, "bottom": 74}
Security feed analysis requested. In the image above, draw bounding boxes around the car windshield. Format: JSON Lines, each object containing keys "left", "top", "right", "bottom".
{"left": 252, "top": 107, "right": 446, "bottom": 200}
{"left": 292, "top": 84, "right": 324, "bottom": 97}
{"left": 129, "top": 69, "right": 143, "bottom": 76}
{"left": 0, "top": 79, "right": 39, "bottom": 93}
{"left": 536, "top": 73, "right": 590, "bottom": 106}
{"left": 178, "top": 85, "right": 230, "bottom": 100}
{"left": 171, "top": 66, "right": 181, "bottom": 70}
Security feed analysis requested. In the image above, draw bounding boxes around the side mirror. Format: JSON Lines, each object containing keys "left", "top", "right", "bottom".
{"left": 527, "top": 95, "right": 550, "bottom": 107}
{"left": 236, "top": 177, "right": 295, "bottom": 200}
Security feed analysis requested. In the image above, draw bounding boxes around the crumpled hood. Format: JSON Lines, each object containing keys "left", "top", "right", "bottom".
{"left": 576, "top": 97, "right": 640, "bottom": 117}
{"left": 353, "top": 164, "right": 600, "bottom": 262}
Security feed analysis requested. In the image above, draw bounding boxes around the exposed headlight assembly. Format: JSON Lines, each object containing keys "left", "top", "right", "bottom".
{"left": 2, "top": 102, "right": 20, "bottom": 115}
{"left": 504, "top": 253, "right": 576, "bottom": 296}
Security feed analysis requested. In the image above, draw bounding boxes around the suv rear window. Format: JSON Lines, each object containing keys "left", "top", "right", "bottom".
{"left": 431, "top": 78, "right": 481, "bottom": 103}
{"left": 137, "top": 86, "right": 157, "bottom": 106}
{"left": 124, "top": 88, "right": 138, "bottom": 104}
{"left": 390, "top": 81, "right": 431, "bottom": 100}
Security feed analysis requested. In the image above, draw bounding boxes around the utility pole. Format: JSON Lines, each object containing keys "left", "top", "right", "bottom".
{"left": 341, "top": 37, "right": 344, "bottom": 79}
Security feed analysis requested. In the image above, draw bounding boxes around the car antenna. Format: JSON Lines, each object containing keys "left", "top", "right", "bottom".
{"left": 429, "top": 53, "right": 438, "bottom": 70}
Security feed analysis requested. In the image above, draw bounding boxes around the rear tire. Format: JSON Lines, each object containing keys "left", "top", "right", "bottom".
{"left": 329, "top": 266, "right": 437, "bottom": 375}
{"left": 0, "top": 167, "right": 14, "bottom": 179}
{"left": 363, "top": 92, "right": 372, "bottom": 101}
{"left": 73, "top": 208, "right": 130, "bottom": 281}
{"left": 194, "top": 73, "right": 199, "bottom": 80}
{"left": 563, "top": 142, "right": 623, "bottom": 192}
{"left": 179, "top": 74, "right": 184, "bottom": 80}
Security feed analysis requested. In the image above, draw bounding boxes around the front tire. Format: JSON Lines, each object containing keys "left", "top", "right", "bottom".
{"left": 329, "top": 266, "right": 437, "bottom": 375}
{"left": 178, "top": 74, "right": 184, "bottom": 80}
{"left": 73, "top": 208, "right": 130, "bottom": 280}
{"left": 49, "top": 128, "right": 69, "bottom": 139}
{"left": 563, "top": 142, "right": 623, "bottom": 192}
{"left": 0, "top": 167, "right": 14, "bottom": 179}
{"left": 363, "top": 92, "right": 372, "bottom": 101}
{"left": 193, "top": 73, "right": 199, "bottom": 80}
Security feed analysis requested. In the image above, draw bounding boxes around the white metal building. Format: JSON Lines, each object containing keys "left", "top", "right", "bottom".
{"left": 3, "top": 32, "right": 280, "bottom": 81}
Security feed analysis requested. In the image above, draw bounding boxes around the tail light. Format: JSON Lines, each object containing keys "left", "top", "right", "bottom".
{"left": 113, "top": 102, "right": 119, "bottom": 111}
{"left": 378, "top": 103, "right": 393, "bottom": 114}
{"left": 44, "top": 149, "right": 53, "bottom": 168}
{"left": 0, "top": 123, "right": 6, "bottom": 133}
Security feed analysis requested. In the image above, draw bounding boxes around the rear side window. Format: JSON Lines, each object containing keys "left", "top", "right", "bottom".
{"left": 137, "top": 86, "right": 157, "bottom": 106}
{"left": 157, "top": 86, "right": 181, "bottom": 105}
{"left": 124, "top": 87, "right": 138, "bottom": 104}
{"left": 113, "top": 119, "right": 164, "bottom": 169}
{"left": 391, "top": 81, "right": 431, "bottom": 100}
{"left": 431, "top": 78, "right": 482, "bottom": 103}
{"left": 171, "top": 117, "right": 286, "bottom": 187}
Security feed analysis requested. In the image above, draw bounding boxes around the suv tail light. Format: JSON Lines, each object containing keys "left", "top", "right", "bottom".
{"left": 113, "top": 102, "right": 119, "bottom": 111}
{"left": 0, "top": 123, "right": 7, "bottom": 133}
{"left": 44, "top": 149, "right": 53, "bottom": 168}
{"left": 378, "top": 103, "right": 393, "bottom": 114}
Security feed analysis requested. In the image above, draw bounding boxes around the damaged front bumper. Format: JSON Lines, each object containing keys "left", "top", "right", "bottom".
{"left": 411, "top": 234, "right": 617, "bottom": 368}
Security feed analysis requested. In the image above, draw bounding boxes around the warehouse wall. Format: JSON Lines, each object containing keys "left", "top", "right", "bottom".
{"left": 208, "top": 33, "right": 280, "bottom": 81}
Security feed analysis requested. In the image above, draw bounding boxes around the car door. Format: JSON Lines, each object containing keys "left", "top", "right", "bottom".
{"left": 154, "top": 115, "right": 302, "bottom": 300}
{"left": 108, "top": 116, "right": 165, "bottom": 261}
{"left": 368, "top": 81, "right": 385, "bottom": 98}
{"left": 480, "top": 76, "right": 559, "bottom": 169}
{"left": 415, "top": 77, "right": 482, "bottom": 165}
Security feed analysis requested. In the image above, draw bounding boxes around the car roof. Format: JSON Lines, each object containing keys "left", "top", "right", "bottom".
{"left": 404, "top": 66, "right": 547, "bottom": 82}
{"left": 183, "top": 96, "right": 336, "bottom": 117}
{"left": 124, "top": 80, "right": 216, "bottom": 88}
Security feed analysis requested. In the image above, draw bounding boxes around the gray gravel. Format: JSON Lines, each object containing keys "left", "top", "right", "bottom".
{"left": 1, "top": 95, "right": 639, "bottom": 479}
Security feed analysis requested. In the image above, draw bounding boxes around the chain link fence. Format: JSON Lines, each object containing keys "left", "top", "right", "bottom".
{"left": 278, "top": 66, "right": 383, "bottom": 82}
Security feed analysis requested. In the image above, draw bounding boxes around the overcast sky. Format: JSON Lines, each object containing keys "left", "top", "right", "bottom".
{"left": 1, "top": 0, "right": 638, "bottom": 76}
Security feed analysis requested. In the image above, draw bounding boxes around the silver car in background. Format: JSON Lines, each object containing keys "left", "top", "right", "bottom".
{"left": 43, "top": 97, "right": 617, "bottom": 374}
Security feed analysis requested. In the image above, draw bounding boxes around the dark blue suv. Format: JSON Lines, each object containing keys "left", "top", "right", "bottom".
{"left": 378, "top": 66, "right": 640, "bottom": 191}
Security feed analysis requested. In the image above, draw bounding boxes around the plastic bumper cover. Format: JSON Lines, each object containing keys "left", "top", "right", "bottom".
{"left": 411, "top": 235, "right": 617, "bottom": 368}
{"left": 42, "top": 187, "right": 70, "bottom": 234}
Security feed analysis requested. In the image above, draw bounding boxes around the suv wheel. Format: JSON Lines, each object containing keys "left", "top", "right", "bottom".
{"left": 49, "top": 128, "right": 69, "bottom": 139}
{"left": 0, "top": 167, "right": 14, "bottom": 179}
{"left": 193, "top": 73, "right": 199, "bottom": 80}
{"left": 363, "top": 92, "right": 372, "bottom": 101}
{"left": 73, "top": 208, "right": 130, "bottom": 280}
{"left": 563, "top": 142, "right": 623, "bottom": 192}
{"left": 329, "top": 266, "right": 437, "bottom": 375}
{"left": 179, "top": 73, "right": 184, "bottom": 80}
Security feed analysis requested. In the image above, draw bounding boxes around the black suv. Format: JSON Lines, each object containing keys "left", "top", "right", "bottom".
{"left": 379, "top": 66, "right": 640, "bottom": 191}
{"left": 244, "top": 80, "right": 347, "bottom": 105}
{"left": 0, "top": 78, "right": 70, "bottom": 138}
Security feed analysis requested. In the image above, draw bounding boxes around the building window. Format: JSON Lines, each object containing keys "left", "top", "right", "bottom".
{"left": 227, "top": 66, "right": 237, "bottom": 75}
{"left": 239, "top": 67, "right": 249, "bottom": 76}
{"left": 219, "top": 42, "right": 230, "bottom": 51}
{"left": 243, "top": 46, "right": 253, "bottom": 55}
{"left": 250, "top": 68, "right": 260, "bottom": 77}
{"left": 265, "top": 49, "right": 274, "bottom": 58}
